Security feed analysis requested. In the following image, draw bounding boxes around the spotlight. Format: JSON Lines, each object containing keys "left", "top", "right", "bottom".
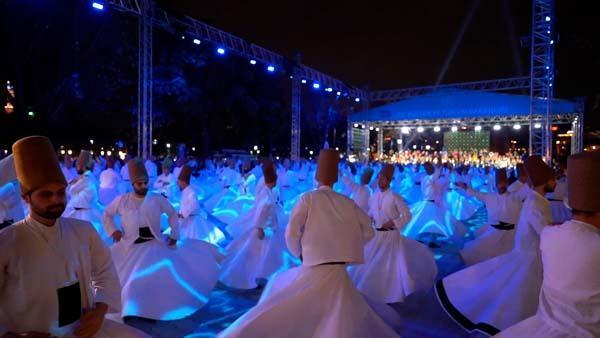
{"left": 369, "top": 126, "right": 374, "bottom": 131}
{"left": 253, "top": 145, "right": 258, "bottom": 151}
{"left": 433, "top": 126, "right": 441, "bottom": 132}
{"left": 396, "top": 139, "right": 402, "bottom": 145}
{"left": 309, "top": 150, "right": 314, "bottom": 155}
{"left": 401, "top": 127, "right": 410, "bottom": 134}
{"left": 166, "top": 143, "right": 171, "bottom": 148}
{"left": 325, "top": 88, "right": 333, "bottom": 92}
{"left": 106, "top": 150, "right": 112, "bottom": 156}
{"left": 100, "top": 151, "right": 105, "bottom": 156}
{"left": 60, "top": 150, "right": 66, "bottom": 155}
{"left": 301, "top": 79, "right": 307, "bottom": 84}
{"left": 181, "top": 35, "right": 185, "bottom": 40}
{"left": 193, "top": 39, "right": 201, "bottom": 45}
{"left": 417, "top": 127, "right": 424, "bottom": 133}
{"left": 375, "top": 127, "right": 380, "bottom": 132}
{"left": 355, "top": 98, "right": 361, "bottom": 103}
{"left": 353, "top": 123, "right": 359, "bottom": 128}
{"left": 67, "top": 150, "right": 73, "bottom": 155}
{"left": 474, "top": 125, "right": 482, "bottom": 132}
{"left": 412, "top": 145, "right": 417, "bottom": 150}
{"left": 451, "top": 126, "right": 458, "bottom": 132}
{"left": 92, "top": 2, "right": 104, "bottom": 10}
{"left": 534, "top": 123, "right": 542, "bottom": 129}
{"left": 89, "top": 139, "right": 94, "bottom": 145}
{"left": 425, "top": 145, "right": 431, "bottom": 150}
{"left": 545, "top": 16, "right": 551, "bottom": 22}
{"left": 267, "top": 65, "right": 275, "bottom": 72}
{"left": 153, "top": 139, "right": 157, "bottom": 145}
{"left": 216, "top": 48, "right": 225, "bottom": 55}
{"left": 313, "top": 83, "right": 320, "bottom": 89}
{"left": 493, "top": 124, "right": 501, "bottom": 131}
{"left": 336, "top": 91, "right": 341, "bottom": 96}
{"left": 513, "top": 124, "right": 522, "bottom": 130}
{"left": 550, "top": 40, "right": 554, "bottom": 45}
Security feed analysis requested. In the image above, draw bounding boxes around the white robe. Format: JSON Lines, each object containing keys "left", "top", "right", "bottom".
{"left": 219, "top": 186, "right": 399, "bottom": 337}
{"left": 0, "top": 216, "right": 148, "bottom": 337}
{"left": 103, "top": 192, "right": 221, "bottom": 320}
{"left": 0, "top": 182, "right": 25, "bottom": 224}
{"left": 460, "top": 188, "right": 525, "bottom": 265}
{"left": 179, "top": 185, "right": 224, "bottom": 244}
{"left": 349, "top": 189, "right": 437, "bottom": 303}
{"left": 437, "top": 190, "right": 552, "bottom": 335}
{"left": 496, "top": 220, "right": 600, "bottom": 337}
{"left": 99, "top": 168, "right": 122, "bottom": 206}
{"left": 64, "top": 171, "right": 106, "bottom": 239}
{"left": 219, "top": 187, "right": 294, "bottom": 289}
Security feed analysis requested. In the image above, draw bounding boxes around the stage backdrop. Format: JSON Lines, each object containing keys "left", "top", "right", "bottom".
{"left": 443, "top": 131, "right": 490, "bottom": 151}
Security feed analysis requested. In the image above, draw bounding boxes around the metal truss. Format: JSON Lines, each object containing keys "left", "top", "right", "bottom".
{"left": 571, "top": 98, "right": 585, "bottom": 154}
{"left": 359, "top": 114, "right": 578, "bottom": 129}
{"left": 137, "top": 0, "right": 153, "bottom": 159}
{"left": 529, "top": 0, "right": 555, "bottom": 160}
{"left": 368, "top": 77, "right": 530, "bottom": 103}
{"left": 290, "top": 57, "right": 302, "bottom": 160}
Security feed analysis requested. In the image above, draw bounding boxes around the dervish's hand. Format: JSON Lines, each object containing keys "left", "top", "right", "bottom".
{"left": 75, "top": 302, "right": 108, "bottom": 338}
{"left": 110, "top": 230, "right": 122, "bottom": 243}
{"left": 167, "top": 237, "right": 177, "bottom": 247}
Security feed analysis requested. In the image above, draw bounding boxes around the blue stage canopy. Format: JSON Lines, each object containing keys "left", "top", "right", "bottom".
{"left": 349, "top": 89, "right": 575, "bottom": 122}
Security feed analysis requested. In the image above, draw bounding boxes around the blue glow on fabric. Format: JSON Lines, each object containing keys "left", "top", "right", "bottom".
{"left": 131, "top": 259, "right": 208, "bottom": 303}
{"left": 161, "top": 306, "right": 198, "bottom": 321}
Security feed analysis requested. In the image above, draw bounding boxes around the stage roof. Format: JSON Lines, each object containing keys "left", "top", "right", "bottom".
{"left": 348, "top": 89, "right": 576, "bottom": 123}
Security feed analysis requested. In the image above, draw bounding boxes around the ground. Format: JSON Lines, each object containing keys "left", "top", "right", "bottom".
{"left": 123, "top": 208, "right": 489, "bottom": 338}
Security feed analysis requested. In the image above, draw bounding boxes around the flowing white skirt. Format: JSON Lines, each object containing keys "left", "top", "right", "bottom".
{"left": 219, "top": 227, "right": 297, "bottom": 289}
{"left": 348, "top": 230, "right": 437, "bottom": 303}
{"left": 110, "top": 237, "right": 221, "bottom": 320}
{"left": 180, "top": 214, "right": 226, "bottom": 245}
{"left": 436, "top": 250, "right": 542, "bottom": 335}
{"left": 459, "top": 226, "right": 515, "bottom": 266}
{"left": 218, "top": 264, "right": 400, "bottom": 338}
{"left": 444, "top": 189, "right": 480, "bottom": 221}
{"left": 403, "top": 201, "right": 467, "bottom": 240}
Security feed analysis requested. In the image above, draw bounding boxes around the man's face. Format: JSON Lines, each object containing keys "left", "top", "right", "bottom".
{"left": 162, "top": 166, "right": 170, "bottom": 175}
{"left": 544, "top": 178, "right": 557, "bottom": 193}
{"left": 177, "top": 179, "right": 186, "bottom": 191}
{"left": 378, "top": 174, "right": 390, "bottom": 190}
{"left": 133, "top": 180, "right": 149, "bottom": 196}
{"left": 25, "top": 183, "right": 67, "bottom": 220}
{"left": 496, "top": 182, "right": 508, "bottom": 194}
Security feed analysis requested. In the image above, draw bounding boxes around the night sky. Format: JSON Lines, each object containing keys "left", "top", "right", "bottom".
{"left": 158, "top": 0, "right": 600, "bottom": 99}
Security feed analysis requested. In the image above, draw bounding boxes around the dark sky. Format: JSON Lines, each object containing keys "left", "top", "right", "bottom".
{"left": 157, "top": 0, "right": 599, "bottom": 99}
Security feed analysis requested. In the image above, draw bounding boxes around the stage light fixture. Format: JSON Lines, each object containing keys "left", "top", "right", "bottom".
{"left": 369, "top": 126, "right": 374, "bottom": 131}
{"left": 336, "top": 91, "right": 341, "bottom": 96}
{"left": 375, "top": 127, "right": 380, "bottom": 132}
{"left": 513, "top": 124, "right": 522, "bottom": 130}
{"left": 474, "top": 125, "right": 482, "bottom": 132}
{"left": 550, "top": 40, "right": 554, "bottom": 45}
{"left": 493, "top": 124, "right": 501, "bottom": 131}
{"left": 534, "top": 123, "right": 542, "bottom": 129}
{"left": 309, "top": 150, "right": 314, "bottom": 155}
{"left": 249, "top": 59, "right": 256, "bottom": 65}
{"left": 433, "top": 126, "right": 441, "bottom": 132}
{"left": 267, "top": 65, "right": 275, "bottom": 72}
{"left": 353, "top": 123, "right": 359, "bottom": 128}
{"left": 401, "top": 127, "right": 410, "bottom": 134}
{"left": 355, "top": 98, "right": 361, "bottom": 103}
{"left": 313, "top": 83, "right": 320, "bottom": 89}
{"left": 325, "top": 88, "right": 333, "bottom": 92}
{"left": 417, "top": 127, "right": 424, "bottom": 133}
{"left": 92, "top": 2, "right": 104, "bottom": 10}
{"left": 425, "top": 145, "right": 431, "bottom": 150}
{"left": 253, "top": 145, "right": 258, "bottom": 151}
{"left": 451, "top": 126, "right": 458, "bottom": 132}
{"left": 193, "top": 39, "right": 201, "bottom": 45}
{"left": 545, "top": 16, "right": 551, "bottom": 22}
{"left": 217, "top": 48, "right": 225, "bottom": 55}
{"left": 166, "top": 143, "right": 171, "bottom": 149}
{"left": 396, "top": 139, "right": 402, "bottom": 145}
{"left": 301, "top": 79, "right": 307, "bottom": 84}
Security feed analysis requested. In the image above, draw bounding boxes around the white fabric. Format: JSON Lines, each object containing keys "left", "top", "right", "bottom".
{"left": 218, "top": 265, "right": 400, "bottom": 338}
{"left": 285, "top": 186, "right": 374, "bottom": 266}
{"left": 179, "top": 185, "right": 224, "bottom": 243}
{"left": 103, "top": 192, "right": 220, "bottom": 320}
{"left": 99, "top": 168, "right": 122, "bottom": 206}
{"left": 497, "top": 220, "right": 600, "bottom": 338}
{"left": 0, "top": 182, "right": 25, "bottom": 223}
{"left": 220, "top": 187, "right": 294, "bottom": 289}
{"left": 0, "top": 217, "right": 148, "bottom": 337}
{"left": 438, "top": 190, "right": 553, "bottom": 334}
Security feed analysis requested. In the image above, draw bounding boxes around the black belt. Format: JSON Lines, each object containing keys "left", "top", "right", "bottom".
{"left": 425, "top": 200, "right": 435, "bottom": 203}
{"left": 415, "top": 182, "right": 421, "bottom": 186}
{"left": 74, "top": 207, "right": 88, "bottom": 211}
{"left": 318, "top": 262, "right": 346, "bottom": 266}
{"left": 547, "top": 198, "right": 563, "bottom": 202}
{"left": 376, "top": 227, "right": 396, "bottom": 231}
{"left": 134, "top": 226, "right": 155, "bottom": 244}
{"left": 491, "top": 221, "right": 515, "bottom": 231}
{"left": 0, "top": 219, "right": 14, "bottom": 230}
{"left": 224, "top": 185, "right": 231, "bottom": 189}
